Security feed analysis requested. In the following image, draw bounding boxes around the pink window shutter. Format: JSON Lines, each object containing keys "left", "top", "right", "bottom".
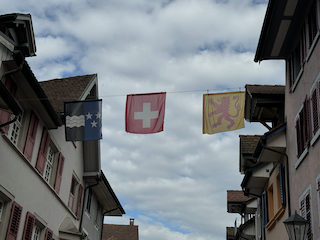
{"left": 23, "top": 112, "right": 39, "bottom": 162}
{"left": 22, "top": 212, "right": 35, "bottom": 240}
{"left": 5, "top": 201, "right": 23, "bottom": 240}
{"left": 76, "top": 184, "right": 83, "bottom": 219}
{"left": 54, "top": 153, "right": 65, "bottom": 194}
{"left": 36, "top": 128, "right": 50, "bottom": 175}
{"left": 44, "top": 228, "right": 53, "bottom": 240}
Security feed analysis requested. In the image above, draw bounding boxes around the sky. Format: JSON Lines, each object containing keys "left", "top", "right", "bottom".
{"left": 1, "top": 0, "right": 286, "bottom": 239}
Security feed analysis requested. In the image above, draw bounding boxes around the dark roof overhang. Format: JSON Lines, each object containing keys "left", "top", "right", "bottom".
{"left": 254, "top": 0, "right": 313, "bottom": 62}
{"left": 241, "top": 162, "right": 273, "bottom": 197}
{"left": 84, "top": 171, "right": 125, "bottom": 216}
{"left": 0, "top": 13, "right": 36, "bottom": 57}
{"left": 0, "top": 77, "right": 21, "bottom": 116}
{"left": 254, "top": 123, "right": 286, "bottom": 163}
{"left": 3, "top": 51, "right": 62, "bottom": 128}
{"left": 244, "top": 85, "right": 285, "bottom": 125}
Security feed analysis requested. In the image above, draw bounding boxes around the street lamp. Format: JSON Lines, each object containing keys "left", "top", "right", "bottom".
{"left": 283, "top": 211, "right": 309, "bottom": 240}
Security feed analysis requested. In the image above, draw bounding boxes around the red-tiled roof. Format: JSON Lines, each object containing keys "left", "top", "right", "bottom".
{"left": 39, "top": 74, "right": 96, "bottom": 113}
{"left": 103, "top": 224, "right": 139, "bottom": 240}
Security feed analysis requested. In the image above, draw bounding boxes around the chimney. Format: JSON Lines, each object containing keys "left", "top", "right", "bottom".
{"left": 130, "top": 218, "right": 134, "bottom": 226}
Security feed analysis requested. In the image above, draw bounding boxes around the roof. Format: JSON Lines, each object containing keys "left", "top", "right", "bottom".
{"left": 239, "top": 135, "right": 261, "bottom": 155}
{"left": 0, "top": 13, "right": 36, "bottom": 57}
{"left": 102, "top": 224, "right": 139, "bottom": 240}
{"left": 239, "top": 135, "right": 261, "bottom": 174}
{"left": 39, "top": 74, "right": 97, "bottom": 113}
{"left": 254, "top": 0, "right": 313, "bottom": 62}
{"left": 245, "top": 84, "right": 285, "bottom": 95}
{"left": 244, "top": 84, "right": 285, "bottom": 126}
{"left": 227, "top": 190, "right": 252, "bottom": 203}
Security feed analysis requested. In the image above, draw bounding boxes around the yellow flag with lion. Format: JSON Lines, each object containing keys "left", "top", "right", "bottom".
{"left": 203, "top": 91, "right": 245, "bottom": 134}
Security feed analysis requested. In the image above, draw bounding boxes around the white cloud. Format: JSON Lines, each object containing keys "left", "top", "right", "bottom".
{"left": 0, "top": 0, "right": 283, "bottom": 239}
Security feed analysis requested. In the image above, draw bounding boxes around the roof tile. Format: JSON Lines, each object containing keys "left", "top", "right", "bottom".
{"left": 39, "top": 74, "right": 96, "bottom": 113}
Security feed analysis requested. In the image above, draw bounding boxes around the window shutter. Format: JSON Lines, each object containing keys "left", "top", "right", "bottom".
{"left": 23, "top": 112, "right": 39, "bottom": 162}
{"left": 300, "top": 25, "right": 307, "bottom": 66}
{"left": 22, "top": 212, "right": 35, "bottom": 240}
{"left": 296, "top": 119, "right": 303, "bottom": 157}
{"left": 36, "top": 128, "right": 50, "bottom": 175}
{"left": 300, "top": 191, "right": 313, "bottom": 240}
{"left": 76, "top": 184, "right": 83, "bottom": 219}
{"left": 312, "top": 87, "right": 319, "bottom": 134}
{"left": 279, "top": 164, "right": 286, "bottom": 206}
{"left": 0, "top": 78, "right": 17, "bottom": 134}
{"left": 54, "top": 153, "right": 65, "bottom": 194}
{"left": 304, "top": 97, "right": 311, "bottom": 145}
{"left": 44, "top": 228, "right": 53, "bottom": 240}
{"left": 261, "top": 191, "right": 269, "bottom": 227}
{"left": 5, "top": 201, "right": 23, "bottom": 240}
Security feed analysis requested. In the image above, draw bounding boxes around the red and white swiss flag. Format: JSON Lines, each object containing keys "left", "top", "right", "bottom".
{"left": 126, "top": 92, "right": 166, "bottom": 134}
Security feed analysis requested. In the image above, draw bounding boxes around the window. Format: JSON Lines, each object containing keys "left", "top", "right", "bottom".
{"left": 307, "top": 1, "right": 319, "bottom": 50}
{"left": 267, "top": 184, "right": 274, "bottom": 220}
{"left": 300, "top": 190, "right": 313, "bottom": 240}
{"left": 32, "top": 225, "right": 40, "bottom": 240}
{"left": 263, "top": 164, "right": 286, "bottom": 230}
{"left": 295, "top": 97, "right": 311, "bottom": 159}
{"left": 86, "top": 188, "right": 92, "bottom": 214}
{"left": 287, "top": 28, "right": 306, "bottom": 92}
{"left": 8, "top": 112, "right": 23, "bottom": 146}
{"left": 95, "top": 202, "right": 102, "bottom": 229}
{"left": 68, "top": 175, "right": 83, "bottom": 219}
{"left": 44, "top": 146, "right": 54, "bottom": 183}
{"left": 35, "top": 128, "right": 65, "bottom": 193}
{"left": 0, "top": 199, "right": 3, "bottom": 222}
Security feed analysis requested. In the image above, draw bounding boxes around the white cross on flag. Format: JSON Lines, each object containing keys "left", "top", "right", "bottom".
{"left": 125, "top": 92, "right": 166, "bottom": 134}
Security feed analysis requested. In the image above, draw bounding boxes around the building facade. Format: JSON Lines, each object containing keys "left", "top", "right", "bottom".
{"left": 0, "top": 13, "right": 124, "bottom": 240}
{"left": 255, "top": 0, "right": 320, "bottom": 239}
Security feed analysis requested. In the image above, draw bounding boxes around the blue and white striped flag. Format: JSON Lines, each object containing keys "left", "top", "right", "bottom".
{"left": 64, "top": 99, "right": 102, "bottom": 141}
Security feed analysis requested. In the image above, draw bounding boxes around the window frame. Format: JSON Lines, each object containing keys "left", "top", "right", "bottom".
{"left": 86, "top": 187, "right": 93, "bottom": 215}
{"left": 68, "top": 174, "right": 83, "bottom": 219}
{"left": 7, "top": 111, "right": 23, "bottom": 146}
{"left": 0, "top": 199, "right": 3, "bottom": 222}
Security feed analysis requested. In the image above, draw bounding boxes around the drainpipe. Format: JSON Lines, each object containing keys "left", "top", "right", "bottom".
{"left": 259, "top": 139, "right": 291, "bottom": 216}
{"left": 100, "top": 205, "right": 123, "bottom": 240}
{"left": 0, "top": 60, "right": 24, "bottom": 128}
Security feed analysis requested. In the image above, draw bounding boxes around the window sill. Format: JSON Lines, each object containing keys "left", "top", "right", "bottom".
{"left": 311, "top": 130, "right": 320, "bottom": 146}
{"left": 85, "top": 210, "right": 91, "bottom": 219}
{"left": 295, "top": 147, "right": 309, "bottom": 169}
{"left": 265, "top": 205, "right": 286, "bottom": 231}
{"left": 291, "top": 67, "right": 303, "bottom": 93}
